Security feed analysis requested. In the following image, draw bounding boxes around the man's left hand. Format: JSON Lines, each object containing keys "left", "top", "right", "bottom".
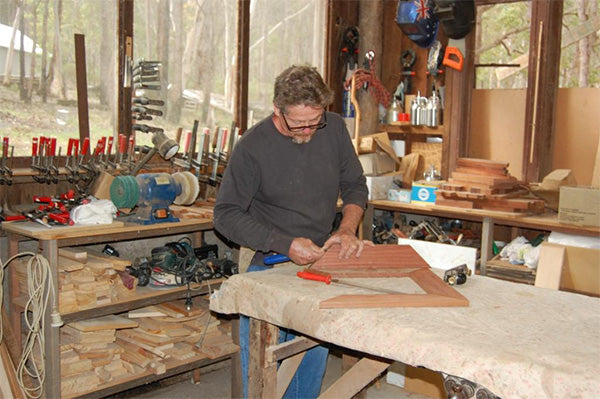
{"left": 323, "top": 229, "right": 374, "bottom": 259}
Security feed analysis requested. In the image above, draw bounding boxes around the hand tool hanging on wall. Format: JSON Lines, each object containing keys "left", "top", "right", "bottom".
{"left": 0, "top": 137, "right": 14, "bottom": 185}
{"left": 340, "top": 26, "right": 359, "bottom": 124}
{"left": 401, "top": 49, "right": 416, "bottom": 94}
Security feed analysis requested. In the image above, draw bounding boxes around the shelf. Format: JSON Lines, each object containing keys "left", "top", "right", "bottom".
{"left": 66, "top": 343, "right": 238, "bottom": 399}
{"left": 4, "top": 217, "right": 219, "bottom": 398}
{"left": 12, "top": 279, "right": 223, "bottom": 324}
{"left": 377, "top": 123, "right": 445, "bottom": 137}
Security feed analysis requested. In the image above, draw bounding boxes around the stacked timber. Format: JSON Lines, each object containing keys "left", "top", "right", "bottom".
{"left": 59, "top": 300, "right": 237, "bottom": 397}
{"left": 121, "top": 298, "right": 237, "bottom": 363}
{"left": 60, "top": 315, "right": 137, "bottom": 396}
{"left": 14, "top": 247, "right": 137, "bottom": 313}
{"left": 436, "top": 158, "right": 545, "bottom": 213}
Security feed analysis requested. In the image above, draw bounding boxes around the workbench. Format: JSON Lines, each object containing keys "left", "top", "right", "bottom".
{"left": 2, "top": 218, "right": 234, "bottom": 398}
{"left": 363, "top": 200, "right": 600, "bottom": 274}
{"left": 210, "top": 264, "right": 600, "bottom": 399}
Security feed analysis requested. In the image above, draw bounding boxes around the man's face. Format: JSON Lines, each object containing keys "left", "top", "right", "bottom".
{"left": 274, "top": 104, "right": 326, "bottom": 144}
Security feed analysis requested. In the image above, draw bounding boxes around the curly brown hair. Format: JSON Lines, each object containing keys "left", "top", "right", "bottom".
{"left": 273, "top": 65, "right": 334, "bottom": 113}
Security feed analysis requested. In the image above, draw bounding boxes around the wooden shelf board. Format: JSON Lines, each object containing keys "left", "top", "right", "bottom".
{"left": 65, "top": 351, "right": 236, "bottom": 399}
{"left": 13, "top": 280, "right": 223, "bottom": 324}
{"left": 377, "top": 123, "right": 446, "bottom": 136}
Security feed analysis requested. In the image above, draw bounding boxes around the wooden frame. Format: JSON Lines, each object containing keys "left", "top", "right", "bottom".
{"left": 310, "top": 244, "right": 469, "bottom": 309}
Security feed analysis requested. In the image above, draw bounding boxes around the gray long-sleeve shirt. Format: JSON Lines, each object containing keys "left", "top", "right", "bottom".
{"left": 213, "top": 112, "right": 368, "bottom": 256}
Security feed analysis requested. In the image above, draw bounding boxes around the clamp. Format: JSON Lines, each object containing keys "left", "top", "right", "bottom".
{"left": 400, "top": 49, "right": 416, "bottom": 94}
{"left": 443, "top": 264, "right": 471, "bottom": 286}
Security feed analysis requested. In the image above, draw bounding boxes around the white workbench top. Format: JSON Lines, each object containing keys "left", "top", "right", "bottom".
{"left": 210, "top": 265, "right": 600, "bottom": 399}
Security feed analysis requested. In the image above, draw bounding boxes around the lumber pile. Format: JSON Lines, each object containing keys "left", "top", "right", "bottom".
{"left": 60, "top": 315, "right": 135, "bottom": 396}
{"left": 59, "top": 300, "right": 237, "bottom": 397}
{"left": 14, "top": 247, "right": 136, "bottom": 313}
{"left": 436, "top": 158, "right": 545, "bottom": 213}
{"left": 485, "top": 255, "right": 536, "bottom": 285}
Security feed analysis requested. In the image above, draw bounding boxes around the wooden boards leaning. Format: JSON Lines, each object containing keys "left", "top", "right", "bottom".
{"left": 309, "top": 245, "right": 469, "bottom": 309}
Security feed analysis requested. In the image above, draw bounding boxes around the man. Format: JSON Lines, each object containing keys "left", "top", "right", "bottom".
{"left": 214, "top": 65, "right": 369, "bottom": 398}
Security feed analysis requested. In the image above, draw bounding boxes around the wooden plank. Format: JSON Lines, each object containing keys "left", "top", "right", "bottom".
{"left": 312, "top": 244, "right": 429, "bottom": 272}
{"left": 85, "top": 249, "right": 131, "bottom": 271}
{"left": 265, "top": 336, "right": 318, "bottom": 363}
{"left": 0, "top": 340, "right": 24, "bottom": 398}
{"left": 276, "top": 352, "right": 304, "bottom": 399}
{"left": 248, "top": 319, "right": 278, "bottom": 399}
{"left": 450, "top": 171, "right": 517, "bottom": 186}
{"left": 68, "top": 315, "right": 139, "bottom": 332}
{"left": 456, "top": 158, "right": 509, "bottom": 170}
{"left": 59, "top": 247, "right": 88, "bottom": 262}
{"left": 318, "top": 357, "right": 391, "bottom": 399}
{"left": 58, "top": 256, "right": 85, "bottom": 272}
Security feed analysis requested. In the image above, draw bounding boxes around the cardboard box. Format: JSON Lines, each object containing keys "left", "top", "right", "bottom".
{"left": 366, "top": 175, "right": 396, "bottom": 200}
{"left": 411, "top": 182, "right": 439, "bottom": 204}
{"left": 558, "top": 186, "right": 600, "bottom": 227}
{"left": 387, "top": 188, "right": 411, "bottom": 203}
{"left": 530, "top": 169, "right": 577, "bottom": 211}
{"left": 357, "top": 132, "right": 401, "bottom": 176}
{"left": 359, "top": 152, "right": 396, "bottom": 176}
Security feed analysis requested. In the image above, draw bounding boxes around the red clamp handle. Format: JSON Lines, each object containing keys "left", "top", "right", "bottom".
{"left": 118, "top": 134, "right": 127, "bottom": 154}
{"left": 296, "top": 270, "right": 331, "bottom": 284}
{"left": 50, "top": 137, "right": 57, "bottom": 156}
{"left": 67, "top": 138, "right": 74, "bottom": 156}
{"left": 32, "top": 137, "right": 39, "bottom": 156}
{"left": 81, "top": 137, "right": 90, "bottom": 156}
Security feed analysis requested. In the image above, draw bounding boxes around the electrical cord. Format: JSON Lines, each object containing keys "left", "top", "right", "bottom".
{"left": 0, "top": 252, "right": 62, "bottom": 399}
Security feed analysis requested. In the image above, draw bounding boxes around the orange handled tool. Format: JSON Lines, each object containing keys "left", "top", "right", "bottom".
{"left": 442, "top": 46, "right": 464, "bottom": 71}
{"left": 297, "top": 270, "right": 332, "bottom": 284}
{"left": 296, "top": 269, "right": 400, "bottom": 294}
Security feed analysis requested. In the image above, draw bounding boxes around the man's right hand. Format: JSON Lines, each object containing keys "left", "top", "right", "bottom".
{"left": 288, "top": 237, "right": 325, "bottom": 265}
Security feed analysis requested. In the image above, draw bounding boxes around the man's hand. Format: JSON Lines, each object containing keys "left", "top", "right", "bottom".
{"left": 323, "top": 228, "right": 374, "bottom": 259}
{"left": 288, "top": 237, "right": 325, "bottom": 265}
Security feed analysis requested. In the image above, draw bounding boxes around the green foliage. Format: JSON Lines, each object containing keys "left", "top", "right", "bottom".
{"left": 476, "top": 0, "right": 599, "bottom": 89}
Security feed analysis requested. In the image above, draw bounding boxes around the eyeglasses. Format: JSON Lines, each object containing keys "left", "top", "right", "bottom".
{"left": 281, "top": 111, "right": 327, "bottom": 132}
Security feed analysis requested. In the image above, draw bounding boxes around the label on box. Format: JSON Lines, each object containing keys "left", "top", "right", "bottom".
{"left": 411, "top": 183, "right": 437, "bottom": 204}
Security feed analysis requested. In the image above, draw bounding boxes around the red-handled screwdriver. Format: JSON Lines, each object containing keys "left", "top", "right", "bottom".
{"left": 296, "top": 270, "right": 400, "bottom": 294}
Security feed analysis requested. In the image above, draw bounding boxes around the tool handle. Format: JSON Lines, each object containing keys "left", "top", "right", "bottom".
{"left": 4, "top": 215, "right": 26, "bottom": 221}
{"left": 39, "top": 137, "right": 46, "bottom": 154}
{"left": 297, "top": 270, "right": 331, "bottom": 284}
{"left": 81, "top": 137, "right": 90, "bottom": 156}
{"left": 2, "top": 137, "right": 8, "bottom": 158}
{"left": 49, "top": 137, "right": 57, "bottom": 156}
{"left": 184, "top": 131, "right": 191, "bottom": 153}
{"left": 264, "top": 254, "right": 290, "bottom": 265}
{"left": 118, "top": 134, "right": 127, "bottom": 154}
{"left": 107, "top": 136, "right": 114, "bottom": 155}
{"left": 443, "top": 46, "right": 464, "bottom": 71}
{"left": 32, "top": 137, "right": 39, "bottom": 156}
{"left": 33, "top": 196, "right": 53, "bottom": 203}
{"left": 48, "top": 212, "right": 73, "bottom": 225}
{"left": 67, "top": 138, "right": 74, "bottom": 156}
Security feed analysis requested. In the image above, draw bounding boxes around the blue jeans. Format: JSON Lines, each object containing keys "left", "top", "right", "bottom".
{"left": 240, "top": 264, "right": 329, "bottom": 399}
